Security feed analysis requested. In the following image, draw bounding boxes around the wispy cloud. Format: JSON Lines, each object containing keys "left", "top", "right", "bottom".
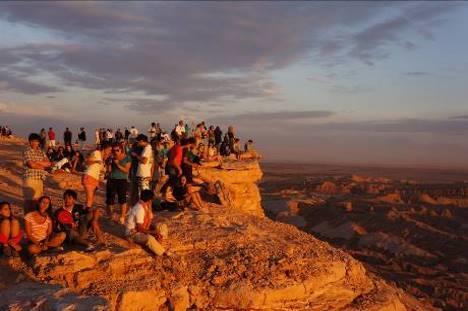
{"left": 0, "top": 2, "right": 458, "bottom": 104}
{"left": 449, "top": 115, "right": 468, "bottom": 120}
{"left": 210, "top": 110, "right": 335, "bottom": 124}
{"left": 405, "top": 71, "right": 430, "bottom": 76}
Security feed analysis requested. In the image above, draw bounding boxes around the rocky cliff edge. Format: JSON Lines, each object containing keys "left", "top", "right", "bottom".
{"left": 0, "top": 139, "right": 431, "bottom": 310}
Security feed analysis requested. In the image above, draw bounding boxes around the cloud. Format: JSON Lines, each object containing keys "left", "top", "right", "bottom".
{"left": 329, "top": 84, "right": 373, "bottom": 94}
{"left": 0, "top": 2, "right": 458, "bottom": 104}
{"left": 0, "top": 70, "right": 61, "bottom": 94}
{"left": 449, "top": 115, "right": 468, "bottom": 120}
{"left": 345, "top": 3, "right": 459, "bottom": 65}
{"left": 405, "top": 71, "right": 430, "bottom": 76}
{"left": 210, "top": 110, "right": 335, "bottom": 124}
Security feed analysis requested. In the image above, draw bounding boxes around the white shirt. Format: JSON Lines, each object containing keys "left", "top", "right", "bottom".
{"left": 175, "top": 125, "right": 185, "bottom": 137}
{"left": 84, "top": 150, "right": 103, "bottom": 180}
{"left": 125, "top": 202, "right": 148, "bottom": 235}
{"left": 161, "top": 133, "right": 170, "bottom": 142}
{"left": 136, "top": 144, "right": 153, "bottom": 178}
{"left": 148, "top": 127, "right": 157, "bottom": 138}
{"left": 130, "top": 128, "right": 139, "bottom": 138}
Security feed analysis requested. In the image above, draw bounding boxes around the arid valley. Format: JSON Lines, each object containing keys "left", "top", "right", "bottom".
{"left": 261, "top": 162, "right": 468, "bottom": 310}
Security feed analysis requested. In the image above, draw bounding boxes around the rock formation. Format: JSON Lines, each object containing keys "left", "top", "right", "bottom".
{"left": 0, "top": 139, "right": 433, "bottom": 310}
{"left": 262, "top": 171, "right": 468, "bottom": 310}
{"left": 197, "top": 159, "right": 264, "bottom": 216}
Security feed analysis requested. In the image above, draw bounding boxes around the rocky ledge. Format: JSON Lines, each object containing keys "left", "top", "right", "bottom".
{"left": 0, "top": 139, "right": 431, "bottom": 310}
{"left": 2, "top": 207, "right": 428, "bottom": 311}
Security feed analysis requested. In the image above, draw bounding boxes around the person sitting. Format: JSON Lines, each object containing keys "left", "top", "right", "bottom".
{"left": 46, "top": 147, "right": 56, "bottom": 162}
{"left": 24, "top": 196, "right": 66, "bottom": 255}
{"left": 125, "top": 189, "right": 168, "bottom": 256}
{"left": 70, "top": 150, "right": 85, "bottom": 172}
{"left": 0, "top": 202, "right": 22, "bottom": 257}
{"left": 165, "top": 175, "right": 205, "bottom": 210}
{"left": 182, "top": 137, "right": 201, "bottom": 184}
{"left": 203, "top": 142, "right": 222, "bottom": 163}
{"left": 55, "top": 189, "right": 95, "bottom": 251}
{"left": 243, "top": 139, "right": 262, "bottom": 160}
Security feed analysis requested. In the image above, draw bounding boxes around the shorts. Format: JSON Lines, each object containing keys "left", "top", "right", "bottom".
{"left": 106, "top": 179, "right": 128, "bottom": 205}
{"left": 137, "top": 177, "right": 151, "bottom": 192}
{"left": 82, "top": 174, "right": 99, "bottom": 190}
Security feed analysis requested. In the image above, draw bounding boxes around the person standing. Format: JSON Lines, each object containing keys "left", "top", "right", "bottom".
{"left": 78, "top": 127, "right": 87, "bottom": 150}
{"left": 39, "top": 128, "right": 47, "bottom": 150}
{"left": 129, "top": 126, "right": 139, "bottom": 144}
{"left": 64, "top": 127, "right": 73, "bottom": 147}
{"left": 23, "top": 133, "right": 52, "bottom": 213}
{"left": 47, "top": 127, "right": 56, "bottom": 148}
{"left": 132, "top": 134, "right": 153, "bottom": 196}
{"left": 95, "top": 128, "right": 100, "bottom": 147}
{"left": 214, "top": 126, "right": 222, "bottom": 150}
{"left": 175, "top": 120, "right": 185, "bottom": 139}
{"left": 81, "top": 142, "right": 112, "bottom": 244}
{"left": 148, "top": 122, "right": 157, "bottom": 141}
{"left": 106, "top": 144, "right": 131, "bottom": 224}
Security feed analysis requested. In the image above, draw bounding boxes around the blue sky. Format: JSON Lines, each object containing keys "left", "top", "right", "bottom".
{"left": 0, "top": 2, "right": 467, "bottom": 168}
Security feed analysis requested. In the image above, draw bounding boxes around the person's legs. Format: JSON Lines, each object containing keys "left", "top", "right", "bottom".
{"left": 10, "top": 218, "right": 20, "bottom": 238}
{"left": 47, "top": 232, "right": 66, "bottom": 248}
{"left": 23, "top": 179, "right": 43, "bottom": 213}
{"left": 69, "top": 229, "right": 90, "bottom": 247}
{"left": 9, "top": 219, "right": 22, "bottom": 252}
{"left": 146, "top": 234, "right": 165, "bottom": 256}
{"left": 82, "top": 175, "right": 98, "bottom": 209}
{"left": 90, "top": 209, "right": 104, "bottom": 244}
{"left": 117, "top": 179, "right": 128, "bottom": 223}
{"left": 0, "top": 219, "right": 10, "bottom": 243}
{"left": 27, "top": 243, "right": 43, "bottom": 255}
{"left": 106, "top": 179, "right": 116, "bottom": 217}
{"left": 190, "top": 192, "right": 204, "bottom": 210}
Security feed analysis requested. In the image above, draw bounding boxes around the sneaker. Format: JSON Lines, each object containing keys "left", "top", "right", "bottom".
{"left": 84, "top": 245, "right": 95, "bottom": 252}
{"left": 54, "top": 246, "right": 65, "bottom": 252}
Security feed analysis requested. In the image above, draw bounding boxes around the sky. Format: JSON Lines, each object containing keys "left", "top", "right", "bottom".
{"left": 0, "top": 1, "right": 467, "bottom": 169}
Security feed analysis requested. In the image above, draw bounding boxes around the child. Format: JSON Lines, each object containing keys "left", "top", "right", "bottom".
{"left": 0, "top": 202, "right": 23, "bottom": 257}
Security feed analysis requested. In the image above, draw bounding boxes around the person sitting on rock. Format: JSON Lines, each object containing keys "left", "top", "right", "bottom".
{"left": 165, "top": 175, "right": 205, "bottom": 210}
{"left": 182, "top": 137, "right": 202, "bottom": 184}
{"left": 70, "top": 150, "right": 85, "bottom": 173}
{"left": 55, "top": 189, "right": 95, "bottom": 251}
{"left": 0, "top": 201, "right": 23, "bottom": 257}
{"left": 46, "top": 147, "right": 56, "bottom": 162}
{"left": 25, "top": 196, "right": 66, "bottom": 255}
{"left": 125, "top": 189, "right": 168, "bottom": 256}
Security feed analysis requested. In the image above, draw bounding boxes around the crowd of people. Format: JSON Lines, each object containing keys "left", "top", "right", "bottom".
{"left": 1, "top": 120, "right": 260, "bottom": 258}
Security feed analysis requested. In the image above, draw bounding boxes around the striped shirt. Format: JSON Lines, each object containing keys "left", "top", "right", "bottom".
{"left": 23, "top": 147, "right": 48, "bottom": 180}
{"left": 24, "top": 212, "right": 51, "bottom": 242}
